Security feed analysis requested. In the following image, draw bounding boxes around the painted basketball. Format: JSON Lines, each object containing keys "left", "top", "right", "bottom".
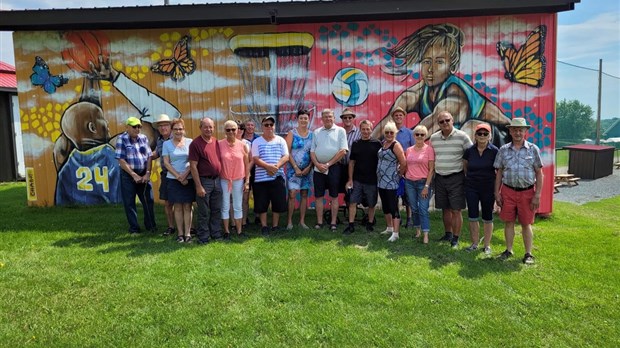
{"left": 62, "top": 31, "right": 110, "bottom": 73}
{"left": 331, "top": 68, "right": 369, "bottom": 107}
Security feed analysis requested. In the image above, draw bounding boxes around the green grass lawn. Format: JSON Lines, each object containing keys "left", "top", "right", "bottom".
{"left": 1, "top": 182, "right": 619, "bottom": 347}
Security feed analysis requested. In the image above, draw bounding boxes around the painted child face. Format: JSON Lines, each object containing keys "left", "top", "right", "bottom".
{"left": 421, "top": 42, "right": 451, "bottom": 88}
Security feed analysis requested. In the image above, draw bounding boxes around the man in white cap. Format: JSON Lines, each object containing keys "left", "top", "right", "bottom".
{"left": 494, "top": 117, "right": 543, "bottom": 264}
{"left": 151, "top": 114, "right": 175, "bottom": 236}
{"left": 115, "top": 116, "right": 156, "bottom": 234}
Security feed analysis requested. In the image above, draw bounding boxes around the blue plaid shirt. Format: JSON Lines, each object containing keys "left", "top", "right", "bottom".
{"left": 494, "top": 140, "right": 542, "bottom": 188}
{"left": 115, "top": 132, "right": 152, "bottom": 173}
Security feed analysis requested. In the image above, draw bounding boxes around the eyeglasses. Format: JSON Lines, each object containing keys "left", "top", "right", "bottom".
{"left": 225, "top": 128, "right": 237, "bottom": 133}
{"left": 438, "top": 119, "right": 451, "bottom": 124}
{"left": 384, "top": 131, "right": 395, "bottom": 135}
{"left": 262, "top": 123, "right": 274, "bottom": 127}
{"left": 415, "top": 133, "right": 426, "bottom": 137}
{"left": 341, "top": 116, "right": 353, "bottom": 120}
{"left": 173, "top": 128, "right": 184, "bottom": 131}
{"left": 476, "top": 132, "right": 489, "bottom": 136}
{"left": 131, "top": 125, "right": 142, "bottom": 129}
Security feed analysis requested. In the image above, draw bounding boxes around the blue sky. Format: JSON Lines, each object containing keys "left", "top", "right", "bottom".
{"left": 1, "top": 0, "right": 618, "bottom": 118}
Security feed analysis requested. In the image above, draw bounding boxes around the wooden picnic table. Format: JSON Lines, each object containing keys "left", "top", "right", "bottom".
{"left": 554, "top": 173, "right": 580, "bottom": 188}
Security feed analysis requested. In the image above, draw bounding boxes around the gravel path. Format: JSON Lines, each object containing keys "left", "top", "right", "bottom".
{"left": 553, "top": 167, "right": 620, "bottom": 205}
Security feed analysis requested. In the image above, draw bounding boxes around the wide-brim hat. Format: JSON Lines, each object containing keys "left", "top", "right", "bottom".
{"left": 475, "top": 123, "right": 492, "bottom": 132}
{"left": 391, "top": 106, "right": 406, "bottom": 117}
{"left": 154, "top": 114, "right": 172, "bottom": 125}
{"left": 126, "top": 117, "right": 141, "bottom": 126}
{"left": 261, "top": 115, "right": 276, "bottom": 124}
{"left": 340, "top": 108, "right": 356, "bottom": 118}
{"left": 506, "top": 117, "right": 530, "bottom": 128}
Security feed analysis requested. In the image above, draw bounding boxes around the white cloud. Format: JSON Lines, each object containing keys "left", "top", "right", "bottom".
{"left": 158, "top": 68, "right": 239, "bottom": 93}
{"left": 13, "top": 31, "right": 66, "bottom": 54}
{"left": 22, "top": 133, "right": 52, "bottom": 158}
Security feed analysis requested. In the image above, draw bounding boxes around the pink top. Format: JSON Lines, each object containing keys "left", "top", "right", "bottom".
{"left": 218, "top": 139, "right": 247, "bottom": 192}
{"left": 405, "top": 144, "right": 435, "bottom": 181}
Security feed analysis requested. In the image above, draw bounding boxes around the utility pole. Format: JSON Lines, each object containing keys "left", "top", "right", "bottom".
{"left": 164, "top": 0, "right": 170, "bottom": 5}
{"left": 596, "top": 59, "right": 602, "bottom": 145}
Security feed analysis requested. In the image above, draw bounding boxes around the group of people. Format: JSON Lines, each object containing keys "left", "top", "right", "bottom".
{"left": 114, "top": 108, "right": 543, "bottom": 264}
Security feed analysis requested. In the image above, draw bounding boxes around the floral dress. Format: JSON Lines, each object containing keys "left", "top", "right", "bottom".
{"left": 286, "top": 128, "right": 313, "bottom": 190}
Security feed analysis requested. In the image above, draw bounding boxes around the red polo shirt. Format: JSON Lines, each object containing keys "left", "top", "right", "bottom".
{"left": 188, "top": 135, "right": 221, "bottom": 177}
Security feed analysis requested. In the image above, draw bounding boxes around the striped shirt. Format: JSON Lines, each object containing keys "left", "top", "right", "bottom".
{"left": 429, "top": 128, "right": 472, "bottom": 175}
{"left": 252, "top": 135, "right": 289, "bottom": 183}
{"left": 494, "top": 141, "right": 542, "bottom": 188}
{"left": 342, "top": 126, "right": 361, "bottom": 164}
{"left": 115, "top": 132, "right": 152, "bottom": 173}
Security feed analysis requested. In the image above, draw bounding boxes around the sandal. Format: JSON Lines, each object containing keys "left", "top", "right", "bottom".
{"left": 330, "top": 224, "right": 338, "bottom": 231}
{"left": 176, "top": 236, "right": 184, "bottom": 243}
{"left": 184, "top": 235, "right": 192, "bottom": 243}
{"left": 163, "top": 227, "right": 175, "bottom": 236}
{"left": 314, "top": 223, "right": 324, "bottom": 229}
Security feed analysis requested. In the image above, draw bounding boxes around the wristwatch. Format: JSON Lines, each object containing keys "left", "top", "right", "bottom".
{"left": 326, "top": 162, "right": 330, "bottom": 167}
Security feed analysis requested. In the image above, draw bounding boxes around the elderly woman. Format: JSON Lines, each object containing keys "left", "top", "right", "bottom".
{"left": 404, "top": 125, "right": 435, "bottom": 244}
{"left": 377, "top": 121, "right": 407, "bottom": 242}
{"left": 219, "top": 120, "right": 251, "bottom": 239}
{"left": 285, "top": 110, "right": 314, "bottom": 230}
{"left": 162, "top": 118, "right": 194, "bottom": 243}
{"left": 463, "top": 123, "right": 498, "bottom": 254}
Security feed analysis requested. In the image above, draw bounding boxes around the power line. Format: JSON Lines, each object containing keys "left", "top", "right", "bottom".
{"left": 557, "top": 60, "right": 620, "bottom": 80}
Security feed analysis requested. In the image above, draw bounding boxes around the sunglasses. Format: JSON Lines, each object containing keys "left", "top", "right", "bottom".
{"left": 225, "top": 128, "right": 237, "bottom": 133}
{"left": 414, "top": 133, "right": 426, "bottom": 137}
{"left": 438, "top": 119, "right": 451, "bottom": 124}
{"left": 476, "top": 132, "right": 489, "bottom": 136}
{"left": 262, "top": 123, "right": 275, "bottom": 127}
{"left": 173, "top": 128, "right": 184, "bottom": 131}
{"left": 341, "top": 116, "right": 354, "bottom": 120}
{"left": 131, "top": 125, "right": 142, "bottom": 129}
{"left": 384, "top": 131, "right": 395, "bottom": 135}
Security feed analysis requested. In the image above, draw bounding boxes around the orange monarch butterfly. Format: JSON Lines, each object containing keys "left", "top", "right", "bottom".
{"left": 151, "top": 35, "right": 196, "bottom": 82}
{"left": 496, "top": 25, "right": 546, "bottom": 88}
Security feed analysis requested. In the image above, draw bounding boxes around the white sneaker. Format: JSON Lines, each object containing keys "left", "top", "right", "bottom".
{"left": 286, "top": 224, "right": 293, "bottom": 230}
{"left": 380, "top": 228, "right": 392, "bottom": 235}
{"left": 483, "top": 247, "right": 492, "bottom": 256}
{"left": 388, "top": 233, "right": 399, "bottom": 242}
{"left": 300, "top": 223, "right": 310, "bottom": 230}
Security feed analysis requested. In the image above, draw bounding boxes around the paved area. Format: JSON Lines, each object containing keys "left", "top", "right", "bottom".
{"left": 553, "top": 167, "right": 620, "bottom": 205}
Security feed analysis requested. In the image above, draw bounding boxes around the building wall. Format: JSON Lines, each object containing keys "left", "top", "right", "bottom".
{"left": 0, "top": 92, "right": 17, "bottom": 181}
{"left": 12, "top": 14, "right": 557, "bottom": 212}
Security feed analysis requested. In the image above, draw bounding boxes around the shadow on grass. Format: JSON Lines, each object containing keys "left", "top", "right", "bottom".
{"left": 3, "top": 183, "right": 524, "bottom": 274}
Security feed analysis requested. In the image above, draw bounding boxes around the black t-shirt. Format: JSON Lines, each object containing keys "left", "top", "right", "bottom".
{"left": 349, "top": 138, "right": 382, "bottom": 184}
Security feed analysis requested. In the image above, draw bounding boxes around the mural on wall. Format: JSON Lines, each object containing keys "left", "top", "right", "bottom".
{"left": 13, "top": 15, "right": 557, "bottom": 212}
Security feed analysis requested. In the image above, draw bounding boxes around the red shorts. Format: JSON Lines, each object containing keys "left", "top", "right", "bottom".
{"left": 499, "top": 185, "right": 536, "bottom": 224}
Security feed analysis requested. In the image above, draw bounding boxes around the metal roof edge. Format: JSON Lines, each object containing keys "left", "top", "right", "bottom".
{"left": 0, "top": 0, "right": 579, "bottom": 31}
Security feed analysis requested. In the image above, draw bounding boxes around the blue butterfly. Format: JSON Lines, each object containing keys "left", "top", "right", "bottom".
{"left": 30, "top": 56, "right": 69, "bottom": 94}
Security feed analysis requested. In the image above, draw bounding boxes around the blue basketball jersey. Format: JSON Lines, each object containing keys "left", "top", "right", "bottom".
{"left": 55, "top": 144, "right": 122, "bottom": 205}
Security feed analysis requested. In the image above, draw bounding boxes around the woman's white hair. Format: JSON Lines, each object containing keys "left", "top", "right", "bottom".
{"left": 224, "top": 119, "right": 238, "bottom": 129}
{"left": 383, "top": 121, "right": 398, "bottom": 134}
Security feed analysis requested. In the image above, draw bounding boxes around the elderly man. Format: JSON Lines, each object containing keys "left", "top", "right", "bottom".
{"left": 344, "top": 120, "right": 381, "bottom": 234}
{"left": 189, "top": 117, "right": 223, "bottom": 244}
{"left": 430, "top": 111, "right": 472, "bottom": 248}
{"left": 252, "top": 116, "right": 290, "bottom": 236}
{"left": 392, "top": 106, "right": 416, "bottom": 228}
{"left": 116, "top": 117, "right": 156, "bottom": 234}
{"left": 339, "top": 108, "right": 361, "bottom": 200}
{"left": 311, "top": 108, "right": 348, "bottom": 230}
{"left": 243, "top": 119, "right": 259, "bottom": 142}
{"left": 494, "top": 118, "right": 543, "bottom": 264}
{"left": 151, "top": 114, "right": 175, "bottom": 236}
